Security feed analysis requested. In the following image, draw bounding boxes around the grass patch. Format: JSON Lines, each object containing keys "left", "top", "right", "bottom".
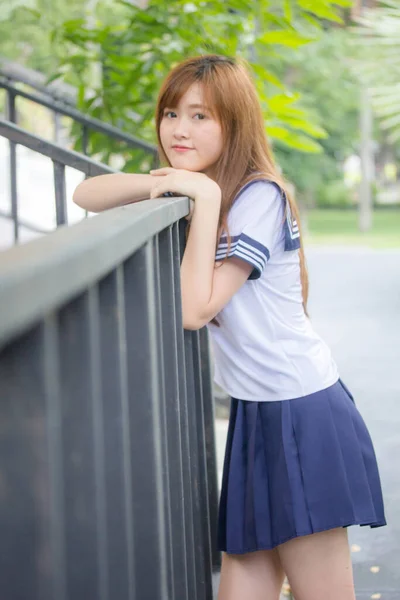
{"left": 304, "top": 209, "right": 400, "bottom": 248}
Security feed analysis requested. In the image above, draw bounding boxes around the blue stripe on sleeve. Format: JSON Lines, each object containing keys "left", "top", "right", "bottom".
{"left": 216, "top": 233, "right": 270, "bottom": 279}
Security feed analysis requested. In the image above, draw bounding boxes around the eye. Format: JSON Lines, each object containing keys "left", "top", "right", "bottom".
{"left": 194, "top": 113, "right": 206, "bottom": 120}
{"left": 164, "top": 110, "right": 177, "bottom": 118}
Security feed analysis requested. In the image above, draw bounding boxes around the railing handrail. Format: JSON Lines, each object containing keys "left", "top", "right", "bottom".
{"left": 0, "top": 198, "right": 189, "bottom": 346}
{"left": 0, "top": 196, "right": 189, "bottom": 348}
{"left": 0, "top": 60, "right": 158, "bottom": 244}
{"left": 0, "top": 78, "right": 157, "bottom": 155}
{"left": 0, "top": 55, "right": 77, "bottom": 105}
{"left": 0, "top": 119, "right": 117, "bottom": 175}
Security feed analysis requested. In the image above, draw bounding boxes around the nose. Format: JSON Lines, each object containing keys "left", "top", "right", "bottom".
{"left": 172, "top": 116, "right": 190, "bottom": 140}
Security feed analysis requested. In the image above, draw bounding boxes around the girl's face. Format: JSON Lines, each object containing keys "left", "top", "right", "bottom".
{"left": 159, "top": 83, "right": 223, "bottom": 176}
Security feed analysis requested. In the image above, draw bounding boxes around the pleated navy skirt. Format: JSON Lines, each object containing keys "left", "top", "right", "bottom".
{"left": 218, "top": 378, "right": 386, "bottom": 554}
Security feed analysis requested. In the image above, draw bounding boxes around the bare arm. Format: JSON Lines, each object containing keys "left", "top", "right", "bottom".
{"left": 180, "top": 186, "right": 252, "bottom": 330}
{"left": 180, "top": 190, "right": 222, "bottom": 327}
{"left": 73, "top": 173, "right": 156, "bottom": 213}
{"left": 147, "top": 167, "right": 252, "bottom": 329}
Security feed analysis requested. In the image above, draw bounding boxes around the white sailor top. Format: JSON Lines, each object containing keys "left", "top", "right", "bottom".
{"left": 206, "top": 179, "right": 339, "bottom": 402}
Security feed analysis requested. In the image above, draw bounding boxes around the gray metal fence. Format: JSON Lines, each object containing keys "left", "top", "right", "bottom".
{"left": 0, "top": 118, "right": 117, "bottom": 238}
{"left": 0, "top": 196, "right": 220, "bottom": 600}
{"left": 0, "top": 60, "right": 158, "bottom": 243}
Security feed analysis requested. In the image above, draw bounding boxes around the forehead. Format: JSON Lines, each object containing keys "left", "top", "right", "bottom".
{"left": 175, "top": 83, "right": 204, "bottom": 107}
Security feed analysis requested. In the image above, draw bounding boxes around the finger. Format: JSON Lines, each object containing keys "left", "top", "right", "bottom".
{"left": 149, "top": 167, "right": 175, "bottom": 175}
{"left": 150, "top": 186, "right": 160, "bottom": 199}
{"left": 150, "top": 183, "right": 168, "bottom": 199}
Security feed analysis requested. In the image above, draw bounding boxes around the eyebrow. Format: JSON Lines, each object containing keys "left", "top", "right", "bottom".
{"left": 164, "top": 103, "right": 211, "bottom": 110}
{"left": 188, "top": 103, "right": 209, "bottom": 109}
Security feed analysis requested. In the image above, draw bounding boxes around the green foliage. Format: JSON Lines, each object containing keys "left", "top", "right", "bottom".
{"left": 273, "top": 28, "right": 361, "bottom": 204}
{"left": 1, "top": 0, "right": 351, "bottom": 171}
{"left": 316, "top": 179, "right": 353, "bottom": 208}
{"left": 307, "top": 207, "right": 400, "bottom": 248}
{"left": 0, "top": 0, "right": 87, "bottom": 73}
{"left": 351, "top": 0, "right": 400, "bottom": 143}
{"left": 3, "top": 0, "right": 365, "bottom": 208}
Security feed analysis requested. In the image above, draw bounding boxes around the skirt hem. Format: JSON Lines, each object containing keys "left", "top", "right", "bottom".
{"left": 217, "top": 380, "right": 387, "bottom": 556}
{"left": 219, "top": 519, "right": 387, "bottom": 555}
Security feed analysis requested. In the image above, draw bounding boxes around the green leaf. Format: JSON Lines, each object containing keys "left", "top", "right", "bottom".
{"left": 44, "top": 72, "right": 63, "bottom": 85}
{"left": 283, "top": 117, "right": 327, "bottom": 138}
{"left": 78, "top": 82, "right": 85, "bottom": 105}
{"left": 258, "top": 30, "right": 315, "bottom": 47}
{"left": 249, "top": 62, "right": 285, "bottom": 89}
{"left": 267, "top": 93, "right": 302, "bottom": 113}
{"left": 274, "top": 130, "right": 323, "bottom": 153}
{"left": 301, "top": 13, "right": 323, "bottom": 29}
{"left": 297, "top": 0, "right": 344, "bottom": 23}
{"left": 284, "top": 0, "right": 292, "bottom": 22}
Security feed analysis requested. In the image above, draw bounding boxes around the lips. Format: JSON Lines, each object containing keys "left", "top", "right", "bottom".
{"left": 172, "top": 145, "right": 193, "bottom": 150}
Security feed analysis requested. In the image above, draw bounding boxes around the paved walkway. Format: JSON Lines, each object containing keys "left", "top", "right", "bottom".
{"left": 213, "top": 246, "right": 400, "bottom": 600}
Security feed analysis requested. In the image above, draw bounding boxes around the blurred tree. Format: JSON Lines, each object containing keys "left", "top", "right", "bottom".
{"left": 0, "top": 0, "right": 87, "bottom": 72}
{"left": 2, "top": 0, "right": 360, "bottom": 191}
{"left": 273, "top": 28, "right": 361, "bottom": 206}
{"left": 1, "top": 0, "right": 351, "bottom": 169}
{"left": 352, "top": 0, "right": 400, "bottom": 144}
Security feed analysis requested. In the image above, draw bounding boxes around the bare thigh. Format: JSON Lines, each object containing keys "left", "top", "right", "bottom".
{"left": 277, "top": 528, "right": 356, "bottom": 600}
{"left": 217, "top": 548, "right": 285, "bottom": 600}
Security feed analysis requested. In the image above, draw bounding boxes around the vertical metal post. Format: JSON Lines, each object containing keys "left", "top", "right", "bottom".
{"left": 82, "top": 125, "right": 89, "bottom": 156}
{"left": 184, "top": 329, "right": 202, "bottom": 600}
{"left": 199, "top": 327, "right": 221, "bottom": 571}
{"left": 87, "top": 286, "right": 108, "bottom": 600}
{"left": 6, "top": 89, "right": 18, "bottom": 243}
{"left": 191, "top": 330, "right": 214, "bottom": 599}
{"left": 54, "top": 112, "right": 62, "bottom": 144}
{"left": 152, "top": 233, "right": 174, "bottom": 599}
{"left": 97, "top": 267, "right": 134, "bottom": 599}
{"left": 57, "top": 293, "right": 100, "bottom": 598}
{"left": 0, "top": 324, "right": 52, "bottom": 600}
{"left": 123, "top": 244, "right": 169, "bottom": 600}
{"left": 44, "top": 314, "right": 67, "bottom": 600}
{"left": 82, "top": 125, "right": 90, "bottom": 218}
{"left": 159, "top": 225, "right": 189, "bottom": 599}
{"left": 175, "top": 220, "right": 198, "bottom": 598}
{"left": 53, "top": 161, "right": 68, "bottom": 226}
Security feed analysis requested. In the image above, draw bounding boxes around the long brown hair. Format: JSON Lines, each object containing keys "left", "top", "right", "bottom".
{"left": 155, "top": 54, "right": 309, "bottom": 315}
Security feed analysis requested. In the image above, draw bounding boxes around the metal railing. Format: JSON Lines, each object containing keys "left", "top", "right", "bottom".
{"left": 0, "top": 59, "right": 158, "bottom": 243}
{"left": 0, "top": 117, "right": 117, "bottom": 240}
{"left": 0, "top": 68, "right": 220, "bottom": 596}
{"left": 0, "top": 194, "right": 220, "bottom": 599}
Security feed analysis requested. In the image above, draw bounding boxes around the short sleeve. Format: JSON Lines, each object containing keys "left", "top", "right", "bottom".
{"left": 215, "top": 181, "right": 284, "bottom": 280}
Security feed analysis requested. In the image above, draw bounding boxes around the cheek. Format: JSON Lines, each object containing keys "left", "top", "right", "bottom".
{"left": 159, "top": 121, "right": 168, "bottom": 145}
{"left": 202, "top": 125, "right": 223, "bottom": 157}
{"left": 159, "top": 122, "right": 172, "bottom": 160}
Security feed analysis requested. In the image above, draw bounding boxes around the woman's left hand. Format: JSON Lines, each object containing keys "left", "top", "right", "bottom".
{"left": 149, "top": 167, "right": 221, "bottom": 203}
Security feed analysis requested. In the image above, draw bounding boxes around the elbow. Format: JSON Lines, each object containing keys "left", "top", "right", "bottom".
{"left": 72, "top": 183, "right": 86, "bottom": 209}
{"left": 182, "top": 309, "right": 209, "bottom": 331}
{"left": 73, "top": 181, "right": 95, "bottom": 212}
{"left": 183, "top": 321, "right": 203, "bottom": 331}
{"left": 182, "top": 317, "right": 203, "bottom": 331}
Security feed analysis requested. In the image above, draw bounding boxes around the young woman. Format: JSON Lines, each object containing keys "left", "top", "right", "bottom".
{"left": 73, "top": 54, "right": 386, "bottom": 600}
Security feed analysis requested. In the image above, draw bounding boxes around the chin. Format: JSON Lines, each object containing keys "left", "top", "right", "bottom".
{"left": 171, "top": 161, "right": 204, "bottom": 172}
